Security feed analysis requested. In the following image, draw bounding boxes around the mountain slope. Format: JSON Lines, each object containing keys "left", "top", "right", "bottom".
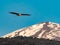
{"left": 2, "top": 22, "right": 60, "bottom": 41}
{"left": 0, "top": 36, "right": 60, "bottom": 45}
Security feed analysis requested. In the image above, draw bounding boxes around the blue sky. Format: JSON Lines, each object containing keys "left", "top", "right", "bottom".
{"left": 0, "top": 0, "right": 60, "bottom": 36}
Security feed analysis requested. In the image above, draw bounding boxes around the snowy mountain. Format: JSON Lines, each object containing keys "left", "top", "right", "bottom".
{"left": 2, "top": 22, "right": 60, "bottom": 41}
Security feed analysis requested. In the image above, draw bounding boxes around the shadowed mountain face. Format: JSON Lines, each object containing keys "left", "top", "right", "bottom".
{"left": 2, "top": 22, "right": 60, "bottom": 41}
{"left": 0, "top": 36, "right": 60, "bottom": 45}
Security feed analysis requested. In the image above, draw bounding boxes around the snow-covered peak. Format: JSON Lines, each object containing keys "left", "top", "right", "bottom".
{"left": 2, "top": 22, "right": 60, "bottom": 41}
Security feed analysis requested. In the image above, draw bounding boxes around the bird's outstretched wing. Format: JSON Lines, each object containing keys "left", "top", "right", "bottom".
{"left": 9, "top": 12, "right": 20, "bottom": 16}
{"left": 21, "top": 14, "right": 30, "bottom": 16}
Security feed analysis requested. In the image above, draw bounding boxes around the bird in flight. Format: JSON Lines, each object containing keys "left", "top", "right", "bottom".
{"left": 9, "top": 12, "right": 30, "bottom": 16}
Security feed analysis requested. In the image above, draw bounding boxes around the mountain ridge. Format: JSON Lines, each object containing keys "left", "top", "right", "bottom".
{"left": 2, "top": 22, "right": 60, "bottom": 41}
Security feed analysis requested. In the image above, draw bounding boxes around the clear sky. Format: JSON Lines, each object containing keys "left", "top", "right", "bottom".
{"left": 0, "top": 0, "right": 60, "bottom": 36}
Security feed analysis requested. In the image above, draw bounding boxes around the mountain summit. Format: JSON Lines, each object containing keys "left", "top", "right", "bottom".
{"left": 2, "top": 22, "right": 60, "bottom": 41}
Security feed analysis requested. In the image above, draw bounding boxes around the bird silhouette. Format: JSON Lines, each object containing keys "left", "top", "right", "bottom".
{"left": 9, "top": 12, "right": 30, "bottom": 16}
